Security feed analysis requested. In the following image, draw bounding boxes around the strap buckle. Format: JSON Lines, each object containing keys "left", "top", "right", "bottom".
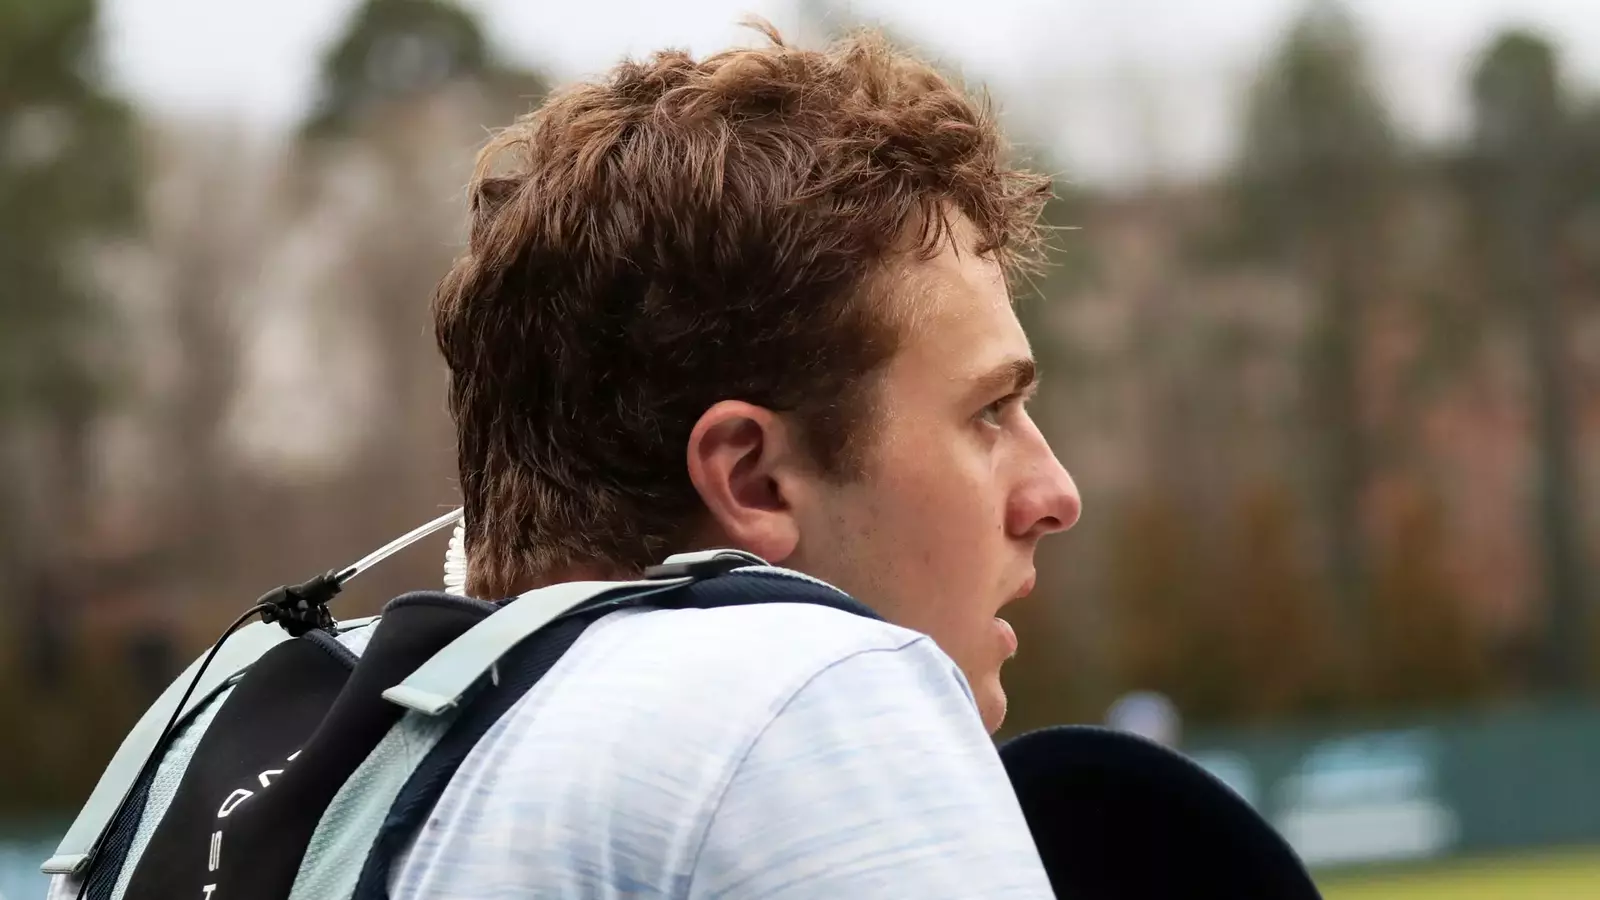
{"left": 642, "top": 549, "right": 767, "bottom": 581}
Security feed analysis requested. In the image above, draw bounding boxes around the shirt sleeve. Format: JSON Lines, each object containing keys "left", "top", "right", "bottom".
{"left": 685, "top": 637, "right": 1054, "bottom": 900}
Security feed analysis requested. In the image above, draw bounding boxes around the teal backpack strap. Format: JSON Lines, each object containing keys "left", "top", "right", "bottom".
{"left": 382, "top": 549, "right": 763, "bottom": 716}
{"left": 42, "top": 620, "right": 291, "bottom": 876}
{"left": 382, "top": 578, "right": 689, "bottom": 715}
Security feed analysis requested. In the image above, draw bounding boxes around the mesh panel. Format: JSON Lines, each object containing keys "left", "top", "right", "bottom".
{"left": 287, "top": 713, "right": 454, "bottom": 900}
{"left": 108, "top": 684, "right": 237, "bottom": 900}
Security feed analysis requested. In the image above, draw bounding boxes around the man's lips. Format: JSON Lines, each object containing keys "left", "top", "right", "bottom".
{"left": 996, "top": 573, "right": 1034, "bottom": 660}
{"left": 1013, "top": 573, "right": 1037, "bottom": 601}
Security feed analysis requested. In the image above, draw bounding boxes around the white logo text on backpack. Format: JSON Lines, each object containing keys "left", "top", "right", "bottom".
{"left": 200, "top": 750, "right": 300, "bottom": 898}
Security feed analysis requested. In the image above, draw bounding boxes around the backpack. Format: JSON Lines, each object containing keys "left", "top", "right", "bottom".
{"left": 46, "top": 513, "right": 1323, "bottom": 900}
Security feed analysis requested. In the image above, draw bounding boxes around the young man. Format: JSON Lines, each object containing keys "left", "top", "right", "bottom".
{"left": 399, "top": 21, "right": 1080, "bottom": 897}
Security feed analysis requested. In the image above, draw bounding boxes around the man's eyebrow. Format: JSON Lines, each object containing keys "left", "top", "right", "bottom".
{"left": 971, "top": 357, "right": 1038, "bottom": 398}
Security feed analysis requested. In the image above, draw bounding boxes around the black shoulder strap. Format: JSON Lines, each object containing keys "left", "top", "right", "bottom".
{"left": 118, "top": 593, "right": 494, "bottom": 900}
{"left": 87, "top": 634, "right": 357, "bottom": 900}
{"left": 352, "top": 568, "right": 878, "bottom": 899}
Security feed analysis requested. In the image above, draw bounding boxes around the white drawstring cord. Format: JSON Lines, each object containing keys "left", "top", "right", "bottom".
{"left": 443, "top": 516, "right": 469, "bottom": 596}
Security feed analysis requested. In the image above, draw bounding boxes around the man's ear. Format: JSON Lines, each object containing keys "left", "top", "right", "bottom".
{"left": 685, "top": 400, "right": 804, "bottom": 563}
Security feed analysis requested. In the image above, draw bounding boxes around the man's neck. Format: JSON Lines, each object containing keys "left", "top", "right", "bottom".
{"left": 500, "top": 563, "right": 633, "bottom": 598}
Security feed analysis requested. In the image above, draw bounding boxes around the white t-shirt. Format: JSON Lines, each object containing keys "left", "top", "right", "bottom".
{"left": 389, "top": 598, "right": 1054, "bottom": 898}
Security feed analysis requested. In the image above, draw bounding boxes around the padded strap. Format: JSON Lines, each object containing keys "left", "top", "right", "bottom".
{"left": 381, "top": 577, "right": 692, "bottom": 715}
{"left": 355, "top": 564, "right": 869, "bottom": 899}
{"left": 382, "top": 549, "right": 772, "bottom": 716}
{"left": 353, "top": 614, "right": 599, "bottom": 900}
{"left": 43, "top": 621, "right": 289, "bottom": 876}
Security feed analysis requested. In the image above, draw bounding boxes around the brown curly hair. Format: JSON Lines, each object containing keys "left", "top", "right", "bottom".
{"left": 434, "top": 19, "right": 1051, "bottom": 598}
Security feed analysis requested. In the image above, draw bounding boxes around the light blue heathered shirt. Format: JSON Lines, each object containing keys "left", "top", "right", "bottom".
{"left": 388, "top": 600, "right": 1054, "bottom": 898}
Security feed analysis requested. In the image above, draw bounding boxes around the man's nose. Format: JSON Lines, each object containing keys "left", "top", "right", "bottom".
{"left": 1008, "top": 433, "right": 1081, "bottom": 541}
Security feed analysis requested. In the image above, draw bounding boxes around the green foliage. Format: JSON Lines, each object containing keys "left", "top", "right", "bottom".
{"left": 0, "top": 618, "right": 154, "bottom": 813}
{"left": 302, "top": 0, "right": 491, "bottom": 139}
{"left": 1470, "top": 31, "right": 1563, "bottom": 167}
{"left": 0, "top": 0, "right": 139, "bottom": 419}
{"left": 1363, "top": 488, "right": 1493, "bottom": 710}
{"left": 1462, "top": 30, "right": 1568, "bottom": 283}
{"left": 1231, "top": 0, "right": 1397, "bottom": 259}
{"left": 1227, "top": 2, "right": 1400, "bottom": 639}
{"left": 1564, "top": 99, "right": 1600, "bottom": 211}
{"left": 1103, "top": 482, "right": 1353, "bottom": 726}
{"left": 1464, "top": 28, "right": 1593, "bottom": 692}
{"left": 299, "top": 0, "right": 550, "bottom": 146}
{"left": 1126, "top": 1, "right": 1522, "bottom": 725}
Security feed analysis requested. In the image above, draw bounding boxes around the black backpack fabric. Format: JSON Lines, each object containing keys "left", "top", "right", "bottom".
{"left": 118, "top": 593, "right": 496, "bottom": 900}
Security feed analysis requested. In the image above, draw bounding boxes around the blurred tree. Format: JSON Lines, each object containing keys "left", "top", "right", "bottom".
{"left": 1229, "top": 0, "right": 1399, "bottom": 646}
{"left": 0, "top": 0, "right": 147, "bottom": 814}
{"left": 1223, "top": 481, "right": 1345, "bottom": 721}
{"left": 1106, "top": 478, "right": 1349, "bottom": 727}
{"left": 0, "top": 0, "right": 140, "bottom": 679}
{"left": 1365, "top": 481, "right": 1492, "bottom": 709}
{"left": 257, "top": 0, "right": 555, "bottom": 593}
{"left": 1104, "top": 491, "right": 1221, "bottom": 718}
{"left": 301, "top": 0, "right": 547, "bottom": 141}
{"left": 136, "top": 125, "right": 289, "bottom": 589}
{"left": 1466, "top": 30, "right": 1591, "bottom": 691}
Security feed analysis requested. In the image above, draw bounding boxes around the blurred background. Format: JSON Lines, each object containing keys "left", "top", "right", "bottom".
{"left": 2, "top": 0, "right": 1598, "bottom": 896}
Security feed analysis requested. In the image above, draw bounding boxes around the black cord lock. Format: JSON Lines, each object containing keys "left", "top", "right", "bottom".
{"left": 258, "top": 570, "right": 344, "bottom": 636}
